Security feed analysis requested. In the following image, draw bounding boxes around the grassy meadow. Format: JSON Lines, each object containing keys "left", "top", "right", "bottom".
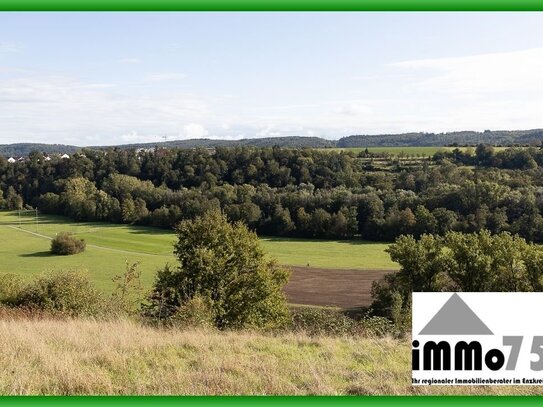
{"left": 0, "top": 211, "right": 397, "bottom": 293}
{"left": 0, "top": 317, "right": 541, "bottom": 395}
{"left": 328, "top": 146, "right": 514, "bottom": 155}
{"left": 260, "top": 237, "right": 392, "bottom": 270}
{"left": 329, "top": 146, "right": 455, "bottom": 155}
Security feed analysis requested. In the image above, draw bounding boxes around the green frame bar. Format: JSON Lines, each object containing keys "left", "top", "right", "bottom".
{"left": 1, "top": 3, "right": 542, "bottom": 404}
{"left": 1, "top": 397, "right": 543, "bottom": 405}
{"left": 1, "top": 0, "right": 543, "bottom": 11}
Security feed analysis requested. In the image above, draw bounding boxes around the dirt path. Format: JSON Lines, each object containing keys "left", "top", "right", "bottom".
{"left": 284, "top": 266, "right": 395, "bottom": 309}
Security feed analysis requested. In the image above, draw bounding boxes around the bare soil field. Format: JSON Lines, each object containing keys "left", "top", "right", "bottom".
{"left": 284, "top": 266, "right": 394, "bottom": 309}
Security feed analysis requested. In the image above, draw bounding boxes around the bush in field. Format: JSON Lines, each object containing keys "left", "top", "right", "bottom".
{"left": 13, "top": 271, "right": 105, "bottom": 317}
{"left": 145, "top": 209, "right": 291, "bottom": 330}
{"left": 50, "top": 232, "right": 86, "bottom": 255}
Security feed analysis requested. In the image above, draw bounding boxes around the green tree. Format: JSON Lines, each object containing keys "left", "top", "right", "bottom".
{"left": 146, "top": 209, "right": 290, "bottom": 329}
{"left": 414, "top": 205, "right": 438, "bottom": 236}
{"left": 6, "top": 186, "right": 23, "bottom": 210}
{"left": 121, "top": 196, "right": 138, "bottom": 223}
{"left": 372, "top": 230, "right": 543, "bottom": 317}
{"left": 61, "top": 178, "right": 98, "bottom": 220}
{"left": 269, "top": 204, "right": 295, "bottom": 235}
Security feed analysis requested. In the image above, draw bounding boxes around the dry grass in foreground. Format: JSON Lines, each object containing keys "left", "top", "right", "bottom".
{"left": 1, "top": 318, "right": 543, "bottom": 395}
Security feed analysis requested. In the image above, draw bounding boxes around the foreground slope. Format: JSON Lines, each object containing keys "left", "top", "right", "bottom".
{"left": 1, "top": 318, "right": 542, "bottom": 395}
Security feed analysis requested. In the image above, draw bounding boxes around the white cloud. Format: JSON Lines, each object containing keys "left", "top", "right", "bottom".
{"left": 0, "top": 74, "right": 211, "bottom": 144}
{"left": 334, "top": 103, "right": 372, "bottom": 116}
{"left": 391, "top": 47, "right": 543, "bottom": 94}
{"left": 119, "top": 131, "right": 165, "bottom": 144}
{"left": 180, "top": 123, "right": 208, "bottom": 139}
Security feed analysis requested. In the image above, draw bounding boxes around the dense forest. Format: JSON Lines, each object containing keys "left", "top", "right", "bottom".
{"left": 3, "top": 128, "right": 543, "bottom": 157}
{"left": 1, "top": 144, "right": 543, "bottom": 242}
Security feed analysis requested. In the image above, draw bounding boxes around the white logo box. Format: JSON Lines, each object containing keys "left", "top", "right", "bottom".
{"left": 412, "top": 292, "right": 543, "bottom": 385}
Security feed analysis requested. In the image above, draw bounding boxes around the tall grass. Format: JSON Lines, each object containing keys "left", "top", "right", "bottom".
{"left": 1, "top": 317, "right": 542, "bottom": 395}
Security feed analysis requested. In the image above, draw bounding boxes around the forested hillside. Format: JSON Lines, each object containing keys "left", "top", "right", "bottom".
{"left": 1, "top": 145, "right": 543, "bottom": 242}
{"left": 0, "top": 137, "right": 334, "bottom": 157}
{"left": 0, "top": 143, "right": 80, "bottom": 157}
{"left": 338, "top": 129, "right": 543, "bottom": 147}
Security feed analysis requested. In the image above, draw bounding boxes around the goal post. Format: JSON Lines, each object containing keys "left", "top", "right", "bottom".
{"left": 16, "top": 208, "right": 39, "bottom": 231}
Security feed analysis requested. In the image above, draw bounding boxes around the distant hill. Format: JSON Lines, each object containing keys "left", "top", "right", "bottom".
{"left": 338, "top": 129, "right": 543, "bottom": 148}
{"left": 0, "top": 143, "right": 80, "bottom": 157}
{"left": 2, "top": 129, "right": 543, "bottom": 157}
{"left": 114, "top": 136, "right": 336, "bottom": 150}
{"left": 0, "top": 137, "right": 335, "bottom": 157}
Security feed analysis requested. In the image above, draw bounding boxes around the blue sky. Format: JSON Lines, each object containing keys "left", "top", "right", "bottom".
{"left": 1, "top": 12, "right": 543, "bottom": 145}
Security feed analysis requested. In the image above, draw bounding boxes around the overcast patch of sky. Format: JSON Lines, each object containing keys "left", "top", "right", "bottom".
{"left": 0, "top": 12, "right": 543, "bottom": 145}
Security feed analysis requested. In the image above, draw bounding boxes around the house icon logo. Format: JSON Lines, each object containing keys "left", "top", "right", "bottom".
{"left": 413, "top": 292, "right": 543, "bottom": 384}
{"left": 419, "top": 293, "right": 493, "bottom": 336}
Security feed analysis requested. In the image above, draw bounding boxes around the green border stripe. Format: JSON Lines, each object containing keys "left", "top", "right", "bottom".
{"left": 1, "top": 0, "right": 543, "bottom": 10}
{"left": 2, "top": 3, "right": 543, "bottom": 406}
{"left": 2, "top": 397, "right": 543, "bottom": 405}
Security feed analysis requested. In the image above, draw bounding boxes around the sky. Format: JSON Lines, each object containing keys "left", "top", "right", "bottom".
{"left": 1, "top": 12, "right": 543, "bottom": 146}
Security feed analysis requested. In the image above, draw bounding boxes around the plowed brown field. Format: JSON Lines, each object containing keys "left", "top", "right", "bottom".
{"left": 284, "top": 266, "right": 395, "bottom": 309}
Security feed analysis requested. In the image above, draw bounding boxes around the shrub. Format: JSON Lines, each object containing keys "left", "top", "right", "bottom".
{"left": 110, "top": 261, "right": 143, "bottom": 316}
{"left": 50, "top": 232, "right": 86, "bottom": 255}
{"left": 291, "top": 308, "right": 355, "bottom": 336}
{"left": 14, "top": 271, "right": 106, "bottom": 317}
{"left": 0, "top": 274, "right": 24, "bottom": 305}
{"left": 145, "top": 209, "right": 291, "bottom": 330}
{"left": 291, "top": 307, "right": 398, "bottom": 337}
{"left": 356, "top": 314, "right": 396, "bottom": 338}
{"left": 170, "top": 295, "right": 216, "bottom": 329}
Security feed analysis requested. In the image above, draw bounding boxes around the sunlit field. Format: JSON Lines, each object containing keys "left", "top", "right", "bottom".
{"left": 0, "top": 212, "right": 396, "bottom": 292}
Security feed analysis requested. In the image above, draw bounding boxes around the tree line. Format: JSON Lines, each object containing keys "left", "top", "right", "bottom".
{"left": 372, "top": 230, "right": 543, "bottom": 322}
{"left": 1, "top": 145, "right": 543, "bottom": 241}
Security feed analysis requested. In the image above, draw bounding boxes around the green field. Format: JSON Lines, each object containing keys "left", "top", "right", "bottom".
{"left": 328, "top": 146, "right": 514, "bottom": 155}
{"left": 260, "top": 237, "right": 392, "bottom": 269}
{"left": 327, "top": 146, "right": 455, "bottom": 155}
{"left": 0, "top": 211, "right": 396, "bottom": 292}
